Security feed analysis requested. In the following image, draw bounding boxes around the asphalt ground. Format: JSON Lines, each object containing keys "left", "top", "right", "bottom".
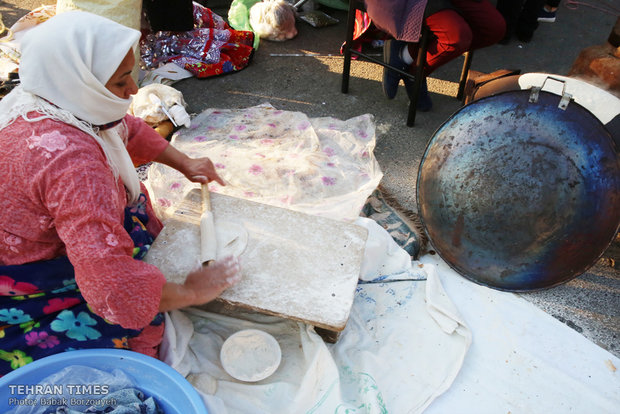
{"left": 2, "top": 0, "right": 618, "bottom": 357}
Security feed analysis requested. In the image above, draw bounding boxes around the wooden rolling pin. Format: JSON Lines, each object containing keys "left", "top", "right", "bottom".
{"left": 200, "top": 183, "right": 217, "bottom": 266}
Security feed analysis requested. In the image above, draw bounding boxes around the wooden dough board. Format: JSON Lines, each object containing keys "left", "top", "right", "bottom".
{"left": 145, "top": 189, "right": 368, "bottom": 335}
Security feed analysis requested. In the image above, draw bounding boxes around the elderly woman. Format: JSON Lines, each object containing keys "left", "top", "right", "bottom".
{"left": 0, "top": 11, "right": 240, "bottom": 375}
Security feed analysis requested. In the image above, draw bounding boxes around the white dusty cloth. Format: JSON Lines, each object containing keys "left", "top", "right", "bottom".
{"left": 422, "top": 254, "right": 620, "bottom": 414}
{"left": 153, "top": 105, "right": 619, "bottom": 412}
{"left": 160, "top": 217, "right": 472, "bottom": 413}
{"left": 0, "top": 11, "right": 142, "bottom": 204}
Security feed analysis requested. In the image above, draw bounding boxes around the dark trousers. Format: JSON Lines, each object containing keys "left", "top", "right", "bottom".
{"left": 143, "top": 0, "right": 194, "bottom": 32}
{"left": 496, "top": 0, "right": 547, "bottom": 40}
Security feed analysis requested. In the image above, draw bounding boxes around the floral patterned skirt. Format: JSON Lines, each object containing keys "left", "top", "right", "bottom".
{"left": 0, "top": 194, "right": 164, "bottom": 376}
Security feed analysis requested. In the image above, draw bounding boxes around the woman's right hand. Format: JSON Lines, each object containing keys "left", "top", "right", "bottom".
{"left": 184, "top": 256, "right": 241, "bottom": 304}
{"left": 159, "top": 256, "right": 241, "bottom": 312}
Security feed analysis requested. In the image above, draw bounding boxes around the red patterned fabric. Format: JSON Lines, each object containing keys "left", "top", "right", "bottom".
{"left": 141, "top": 3, "right": 254, "bottom": 79}
{"left": 340, "top": 9, "right": 376, "bottom": 57}
{"left": 173, "top": 30, "right": 255, "bottom": 78}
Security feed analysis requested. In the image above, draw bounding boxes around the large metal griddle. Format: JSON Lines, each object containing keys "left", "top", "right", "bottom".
{"left": 417, "top": 80, "right": 620, "bottom": 291}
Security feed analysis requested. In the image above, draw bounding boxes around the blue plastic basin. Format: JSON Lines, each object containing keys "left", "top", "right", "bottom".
{"left": 0, "top": 348, "right": 207, "bottom": 413}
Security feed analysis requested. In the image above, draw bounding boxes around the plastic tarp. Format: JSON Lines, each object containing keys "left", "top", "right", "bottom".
{"left": 146, "top": 104, "right": 383, "bottom": 223}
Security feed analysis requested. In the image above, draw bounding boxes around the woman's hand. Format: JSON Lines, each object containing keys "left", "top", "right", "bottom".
{"left": 159, "top": 256, "right": 241, "bottom": 312}
{"left": 154, "top": 144, "right": 225, "bottom": 186}
{"left": 182, "top": 157, "right": 226, "bottom": 186}
{"left": 184, "top": 256, "right": 241, "bottom": 303}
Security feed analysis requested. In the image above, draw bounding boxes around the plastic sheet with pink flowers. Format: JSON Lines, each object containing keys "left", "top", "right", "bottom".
{"left": 146, "top": 104, "right": 383, "bottom": 223}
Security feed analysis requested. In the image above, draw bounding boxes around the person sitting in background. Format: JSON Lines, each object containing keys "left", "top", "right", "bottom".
{"left": 0, "top": 11, "right": 241, "bottom": 375}
{"left": 496, "top": 0, "right": 559, "bottom": 43}
{"left": 365, "top": 0, "right": 506, "bottom": 111}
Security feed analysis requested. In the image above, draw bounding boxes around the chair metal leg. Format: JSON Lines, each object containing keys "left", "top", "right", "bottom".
{"left": 456, "top": 50, "right": 474, "bottom": 102}
{"left": 341, "top": 0, "right": 358, "bottom": 94}
{"left": 406, "top": 26, "right": 430, "bottom": 127}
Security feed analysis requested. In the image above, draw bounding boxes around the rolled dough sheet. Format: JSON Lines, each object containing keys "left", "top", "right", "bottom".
{"left": 145, "top": 216, "right": 248, "bottom": 284}
{"left": 144, "top": 190, "right": 368, "bottom": 332}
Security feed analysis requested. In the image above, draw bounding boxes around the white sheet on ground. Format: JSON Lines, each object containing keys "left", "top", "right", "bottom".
{"left": 422, "top": 254, "right": 620, "bottom": 414}
{"left": 161, "top": 216, "right": 620, "bottom": 413}
{"left": 160, "top": 217, "right": 472, "bottom": 413}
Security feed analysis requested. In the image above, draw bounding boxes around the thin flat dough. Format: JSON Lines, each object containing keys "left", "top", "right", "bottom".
{"left": 216, "top": 220, "right": 249, "bottom": 259}
{"left": 144, "top": 219, "right": 248, "bottom": 284}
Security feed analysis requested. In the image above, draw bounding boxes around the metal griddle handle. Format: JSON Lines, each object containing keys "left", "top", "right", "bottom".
{"left": 528, "top": 76, "right": 573, "bottom": 110}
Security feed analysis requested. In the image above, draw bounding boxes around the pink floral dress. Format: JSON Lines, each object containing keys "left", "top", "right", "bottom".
{"left": 0, "top": 114, "right": 170, "bottom": 375}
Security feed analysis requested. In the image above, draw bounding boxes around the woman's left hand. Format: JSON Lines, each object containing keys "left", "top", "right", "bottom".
{"left": 183, "top": 157, "right": 226, "bottom": 186}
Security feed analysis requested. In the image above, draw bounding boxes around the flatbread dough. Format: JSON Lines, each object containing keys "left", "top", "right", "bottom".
{"left": 144, "top": 218, "right": 248, "bottom": 284}
{"left": 215, "top": 220, "right": 249, "bottom": 259}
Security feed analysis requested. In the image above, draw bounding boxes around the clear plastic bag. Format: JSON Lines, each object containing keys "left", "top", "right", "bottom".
{"left": 228, "top": 0, "right": 262, "bottom": 49}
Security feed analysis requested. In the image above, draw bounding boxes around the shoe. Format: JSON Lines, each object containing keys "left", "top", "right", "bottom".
{"left": 403, "top": 76, "right": 432, "bottom": 112}
{"left": 382, "top": 39, "right": 408, "bottom": 99}
{"left": 537, "top": 8, "right": 556, "bottom": 23}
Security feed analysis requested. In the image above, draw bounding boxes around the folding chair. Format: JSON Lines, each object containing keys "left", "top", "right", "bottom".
{"left": 341, "top": 0, "right": 474, "bottom": 126}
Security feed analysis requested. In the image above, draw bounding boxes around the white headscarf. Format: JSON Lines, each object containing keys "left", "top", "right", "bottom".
{"left": 0, "top": 11, "right": 142, "bottom": 204}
